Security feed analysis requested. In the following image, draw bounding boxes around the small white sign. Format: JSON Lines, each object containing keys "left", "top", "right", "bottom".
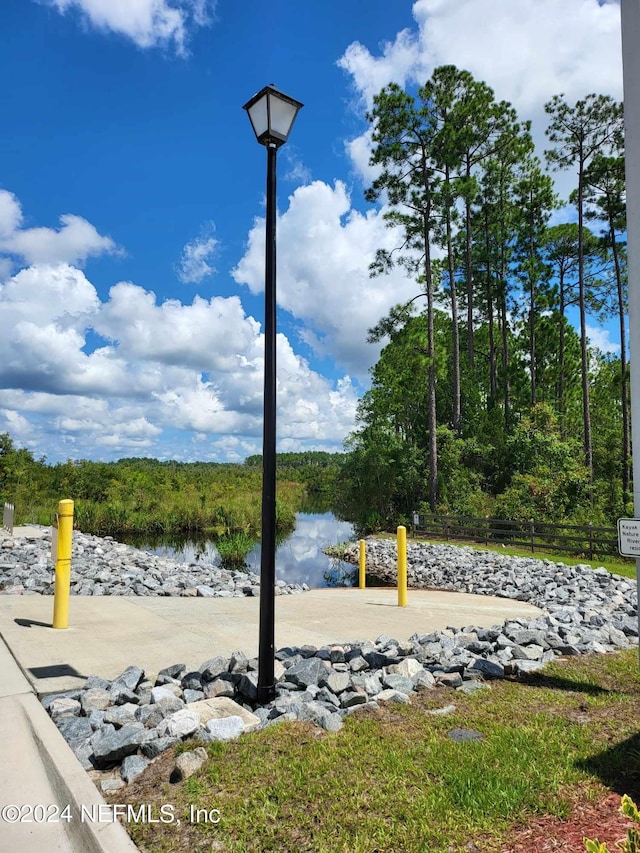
{"left": 413, "top": 513, "right": 420, "bottom": 527}
{"left": 617, "top": 517, "right": 640, "bottom": 557}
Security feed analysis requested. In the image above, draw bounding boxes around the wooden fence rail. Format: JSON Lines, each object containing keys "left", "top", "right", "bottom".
{"left": 411, "top": 512, "right": 619, "bottom": 561}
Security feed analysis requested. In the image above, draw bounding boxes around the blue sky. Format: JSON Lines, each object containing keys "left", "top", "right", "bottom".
{"left": 0, "top": 0, "right": 624, "bottom": 463}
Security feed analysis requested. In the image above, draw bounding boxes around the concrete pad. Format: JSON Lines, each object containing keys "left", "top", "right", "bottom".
{"left": 0, "top": 637, "right": 139, "bottom": 853}
{"left": 186, "top": 697, "right": 261, "bottom": 731}
{"left": 0, "top": 588, "right": 541, "bottom": 695}
{"left": 0, "top": 525, "right": 48, "bottom": 539}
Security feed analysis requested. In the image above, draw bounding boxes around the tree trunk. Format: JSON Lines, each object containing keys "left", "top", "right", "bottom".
{"left": 465, "top": 155, "right": 475, "bottom": 368}
{"left": 420, "top": 149, "right": 438, "bottom": 512}
{"left": 557, "top": 268, "right": 566, "bottom": 435}
{"left": 484, "top": 208, "right": 497, "bottom": 407}
{"left": 577, "top": 163, "right": 593, "bottom": 484}
{"left": 528, "top": 197, "right": 537, "bottom": 408}
{"left": 445, "top": 166, "right": 461, "bottom": 434}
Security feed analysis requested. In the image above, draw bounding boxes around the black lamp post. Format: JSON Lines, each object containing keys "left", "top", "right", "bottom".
{"left": 243, "top": 84, "right": 303, "bottom": 704}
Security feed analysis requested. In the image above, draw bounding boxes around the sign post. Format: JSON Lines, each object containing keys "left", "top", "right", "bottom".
{"left": 622, "top": 0, "right": 640, "bottom": 650}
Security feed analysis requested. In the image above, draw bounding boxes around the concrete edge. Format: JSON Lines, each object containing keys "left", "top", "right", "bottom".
{"left": 21, "top": 694, "right": 139, "bottom": 853}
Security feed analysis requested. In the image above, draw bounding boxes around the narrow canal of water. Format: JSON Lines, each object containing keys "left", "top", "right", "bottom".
{"left": 132, "top": 512, "right": 359, "bottom": 589}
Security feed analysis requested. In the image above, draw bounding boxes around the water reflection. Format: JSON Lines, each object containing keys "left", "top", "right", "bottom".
{"left": 247, "top": 513, "right": 356, "bottom": 588}
{"left": 131, "top": 513, "right": 358, "bottom": 589}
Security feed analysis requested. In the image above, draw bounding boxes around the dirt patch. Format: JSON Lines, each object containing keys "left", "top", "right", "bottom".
{"left": 500, "top": 791, "right": 632, "bottom": 852}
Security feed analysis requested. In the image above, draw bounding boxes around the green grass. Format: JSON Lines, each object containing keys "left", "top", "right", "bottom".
{"left": 122, "top": 650, "right": 640, "bottom": 853}
{"left": 214, "top": 532, "right": 257, "bottom": 568}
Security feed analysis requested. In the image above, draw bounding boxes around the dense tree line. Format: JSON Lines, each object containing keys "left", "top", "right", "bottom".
{"left": 0, "top": 437, "right": 342, "bottom": 536}
{"left": 334, "top": 67, "right": 628, "bottom": 532}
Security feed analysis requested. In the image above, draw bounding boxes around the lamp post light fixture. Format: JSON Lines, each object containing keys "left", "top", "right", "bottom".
{"left": 243, "top": 84, "right": 303, "bottom": 704}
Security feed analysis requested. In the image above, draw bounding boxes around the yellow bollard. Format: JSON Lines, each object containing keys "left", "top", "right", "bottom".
{"left": 397, "top": 525, "right": 407, "bottom": 607}
{"left": 359, "top": 539, "right": 366, "bottom": 589}
{"left": 53, "top": 499, "right": 74, "bottom": 629}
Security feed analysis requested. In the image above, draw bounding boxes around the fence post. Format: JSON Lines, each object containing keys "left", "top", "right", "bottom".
{"left": 3, "top": 502, "right": 14, "bottom": 535}
{"left": 589, "top": 523, "right": 594, "bottom": 561}
{"left": 485, "top": 516, "right": 489, "bottom": 546}
{"left": 397, "top": 525, "right": 407, "bottom": 607}
{"left": 529, "top": 518, "right": 535, "bottom": 554}
{"left": 53, "top": 499, "right": 74, "bottom": 630}
{"left": 358, "top": 540, "right": 366, "bottom": 589}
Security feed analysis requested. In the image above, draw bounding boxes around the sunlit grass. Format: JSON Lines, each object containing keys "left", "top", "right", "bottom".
{"left": 123, "top": 650, "right": 640, "bottom": 853}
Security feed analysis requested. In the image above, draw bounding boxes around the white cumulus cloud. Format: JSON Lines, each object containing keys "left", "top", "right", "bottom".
{"left": 176, "top": 222, "right": 218, "bottom": 284}
{"left": 233, "top": 180, "right": 419, "bottom": 379}
{"left": 0, "top": 189, "right": 359, "bottom": 461}
{"left": 44, "top": 0, "right": 217, "bottom": 55}
{"left": 0, "top": 190, "right": 118, "bottom": 268}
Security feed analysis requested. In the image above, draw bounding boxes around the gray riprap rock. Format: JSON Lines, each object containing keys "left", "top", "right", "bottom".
{"left": 204, "top": 678, "right": 235, "bottom": 699}
{"left": 181, "top": 671, "right": 203, "bottom": 691}
{"left": 329, "top": 645, "right": 346, "bottom": 663}
{"left": 73, "top": 742, "right": 96, "bottom": 770}
{"left": 172, "top": 747, "right": 208, "bottom": 781}
{"left": 229, "top": 651, "right": 249, "bottom": 673}
{"left": 412, "top": 670, "right": 436, "bottom": 690}
{"left": 49, "top": 697, "right": 81, "bottom": 719}
{"left": 104, "top": 703, "right": 139, "bottom": 728}
{"left": 349, "top": 655, "right": 369, "bottom": 673}
{"left": 376, "top": 689, "right": 410, "bottom": 705}
{"left": 141, "top": 736, "right": 179, "bottom": 759}
{"left": 321, "top": 670, "right": 351, "bottom": 695}
{"left": 425, "top": 704, "right": 456, "bottom": 716}
{"left": 157, "top": 709, "right": 200, "bottom": 739}
{"left": 340, "top": 690, "right": 367, "bottom": 709}
{"left": 204, "top": 716, "right": 245, "bottom": 742}
{"left": 363, "top": 674, "right": 383, "bottom": 696}
{"left": 510, "top": 629, "right": 547, "bottom": 646}
{"left": 465, "top": 640, "right": 494, "bottom": 655}
{"left": 457, "top": 681, "right": 491, "bottom": 696}
{"left": 114, "top": 666, "right": 145, "bottom": 692}
{"left": 56, "top": 716, "right": 93, "bottom": 748}
{"left": 467, "top": 658, "right": 504, "bottom": 679}
{"left": 89, "top": 710, "right": 106, "bottom": 730}
{"left": 81, "top": 688, "right": 111, "bottom": 714}
{"left": 285, "top": 658, "right": 328, "bottom": 689}
{"left": 183, "top": 689, "right": 204, "bottom": 704}
{"left": 511, "top": 644, "right": 544, "bottom": 661}
{"left": 382, "top": 674, "right": 413, "bottom": 695}
{"left": 435, "top": 672, "right": 463, "bottom": 689}
{"left": 135, "top": 704, "right": 165, "bottom": 729}
{"left": 199, "top": 656, "right": 229, "bottom": 682}
{"left": 389, "top": 658, "right": 423, "bottom": 679}
{"left": 364, "top": 651, "right": 389, "bottom": 669}
{"left": 110, "top": 684, "right": 140, "bottom": 706}
{"left": 92, "top": 724, "right": 147, "bottom": 767}
{"left": 120, "top": 755, "right": 149, "bottom": 783}
{"left": 157, "top": 663, "right": 186, "bottom": 682}
{"left": 316, "top": 687, "right": 340, "bottom": 708}
{"left": 513, "top": 659, "right": 547, "bottom": 675}
{"left": 237, "top": 673, "right": 258, "bottom": 703}
{"left": 608, "top": 626, "right": 630, "bottom": 648}
{"left": 158, "top": 696, "right": 185, "bottom": 715}
{"left": 448, "top": 728, "right": 484, "bottom": 742}
{"left": 296, "top": 701, "right": 343, "bottom": 732}
{"left": 84, "top": 675, "right": 112, "bottom": 691}
{"left": 151, "top": 686, "right": 178, "bottom": 704}
{"left": 100, "top": 778, "right": 125, "bottom": 794}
